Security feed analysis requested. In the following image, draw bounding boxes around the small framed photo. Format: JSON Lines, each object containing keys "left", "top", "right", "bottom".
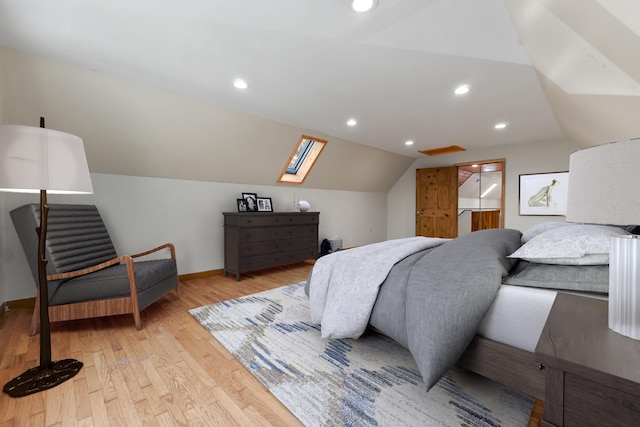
{"left": 519, "top": 171, "right": 569, "bottom": 216}
{"left": 237, "top": 199, "right": 247, "bottom": 212}
{"left": 242, "top": 192, "right": 258, "bottom": 212}
{"left": 257, "top": 197, "right": 273, "bottom": 212}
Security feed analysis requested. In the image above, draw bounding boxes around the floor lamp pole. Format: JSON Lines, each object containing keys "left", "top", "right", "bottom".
{"left": 2, "top": 119, "right": 83, "bottom": 398}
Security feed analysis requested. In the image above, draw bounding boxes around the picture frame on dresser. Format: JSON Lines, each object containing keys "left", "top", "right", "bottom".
{"left": 242, "top": 192, "right": 258, "bottom": 211}
{"left": 257, "top": 197, "right": 273, "bottom": 212}
{"left": 236, "top": 199, "right": 247, "bottom": 212}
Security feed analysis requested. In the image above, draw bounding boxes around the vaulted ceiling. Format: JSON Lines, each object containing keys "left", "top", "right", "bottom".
{"left": 0, "top": 0, "right": 638, "bottom": 158}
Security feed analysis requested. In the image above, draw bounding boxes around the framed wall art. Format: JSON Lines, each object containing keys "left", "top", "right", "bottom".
{"left": 519, "top": 171, "right": 569, "bottom": 216}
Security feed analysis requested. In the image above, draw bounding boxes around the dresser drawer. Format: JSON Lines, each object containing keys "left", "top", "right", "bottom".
{"left": 282, "top": 247, "right": 318, "bottom": 262}
{"left": 282, "top": 236, "right": 318, "bottom": 251}
{"left": 229, "top": 213, "right": 319, "bottom": 227}
{"left": 239, "top": 225, "right": 317, "bottom": 243}
{"left": 239, "top": 253, "right": 286, "bottom": 272}
{"left": 239, "top": 240, "right": 283, "bottom": 257}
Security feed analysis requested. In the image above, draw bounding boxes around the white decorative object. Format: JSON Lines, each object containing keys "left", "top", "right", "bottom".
{"left": 566, "top": 139, "right": 640, "bottom": 340}
{"left": 298, "top": 200, "right": 310, "bottom": 212}
{"left": 609, "top": 235, "right": 640, "bottom": 339}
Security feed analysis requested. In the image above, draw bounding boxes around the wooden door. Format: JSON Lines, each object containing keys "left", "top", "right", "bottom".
{"left": 416, "top": 166, "right": 458, "bottom": 238}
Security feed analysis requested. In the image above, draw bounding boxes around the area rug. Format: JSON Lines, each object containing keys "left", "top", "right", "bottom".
{"left": 189, "top": 283, "right": 533, "bottom": 426}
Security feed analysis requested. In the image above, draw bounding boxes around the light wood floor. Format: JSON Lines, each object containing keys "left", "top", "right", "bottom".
{"left": 0, "top": 263, "right": 543, "bottom": 426}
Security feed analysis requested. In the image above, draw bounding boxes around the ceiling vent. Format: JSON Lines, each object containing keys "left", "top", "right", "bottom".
{"left": 419, "top": 145, "right": 466, "bottom": 156}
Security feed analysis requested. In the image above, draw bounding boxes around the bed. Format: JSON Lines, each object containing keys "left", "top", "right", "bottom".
{"left": 307, "top": 222, "right": 628, "bottom": 399}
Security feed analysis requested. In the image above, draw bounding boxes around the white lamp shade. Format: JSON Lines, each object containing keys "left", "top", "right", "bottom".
{"left": 566, "top": 139, "right": 640, "bottom": 225}
{"left": 0, "top": 125, "right": 93, "bottom": 194}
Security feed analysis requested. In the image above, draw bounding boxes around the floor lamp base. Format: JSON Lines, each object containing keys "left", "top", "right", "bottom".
{"left": 2, "top": 359, "right": 83, "bottom": 397}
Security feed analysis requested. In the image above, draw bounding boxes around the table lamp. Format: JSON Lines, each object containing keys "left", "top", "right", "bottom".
{"left": 0, "top": 118, "right": 93, "bottom": 397}
{"left": 566, "top": 138, "right": 640, "bottom": 340}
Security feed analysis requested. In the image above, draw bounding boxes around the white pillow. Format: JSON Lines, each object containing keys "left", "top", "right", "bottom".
{"left": 521, "top": 221, "right": 571, "bottom": 243}
{"left": 509, "top": 224, "right": 630, "bottom": 265}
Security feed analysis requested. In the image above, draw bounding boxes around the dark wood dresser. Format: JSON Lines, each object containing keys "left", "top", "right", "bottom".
{"left": 223, "top": 212, "right": 319, "bottom": 280}
{"left": 535, "top": 293, "right": 640, "bottom": 426}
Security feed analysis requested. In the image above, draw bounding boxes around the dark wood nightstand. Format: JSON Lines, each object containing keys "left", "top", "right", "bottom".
{"left": 535, "top": 292, "right": 640, "bottom": 426}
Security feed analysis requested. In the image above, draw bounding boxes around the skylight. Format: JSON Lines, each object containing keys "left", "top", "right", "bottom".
{"left": 278, "top": 135, "right": 327, "bottom": 184}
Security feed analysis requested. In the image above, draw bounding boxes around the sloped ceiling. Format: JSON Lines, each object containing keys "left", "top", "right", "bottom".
{"left": 505, "top": 0, "right": 640, "bottom": 145}
{"left": 0, "top": 0, "right": 638, "bottom": 187}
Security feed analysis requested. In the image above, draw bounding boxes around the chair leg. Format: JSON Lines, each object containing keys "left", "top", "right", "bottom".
{"left": 175, "top": 282, "right": 181, "bottom": 298}
{"left": 133, "top": 308, "right": 141, "bottom": 330}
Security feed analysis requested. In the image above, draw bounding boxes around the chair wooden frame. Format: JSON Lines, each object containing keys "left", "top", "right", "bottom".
{"left": 30, "top": 243, "right": 180, "bottom": 336}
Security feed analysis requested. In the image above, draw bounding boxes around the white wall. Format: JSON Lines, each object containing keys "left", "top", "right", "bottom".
{"left": 0, "top": 173, "right": 387, "bottom": 302}
{"left": 0, "top": 45, "right": 413, "bottom": 194}
{"left": 387, "top": 139, "right": 582, "bottom": 239}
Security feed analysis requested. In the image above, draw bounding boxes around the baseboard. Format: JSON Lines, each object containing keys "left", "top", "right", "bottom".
{"left": 178, "top": 261, "right": 316, "bottom": 281}
{"left": 5, "top": 298, "right": 36, "bottom": 310}
{"left": 178, "top": 269, "right": 225, "bottom": 281}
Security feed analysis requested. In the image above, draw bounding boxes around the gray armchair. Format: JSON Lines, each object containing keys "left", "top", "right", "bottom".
{"left": 11, "top": 203, "right": 180, "bottom": 334}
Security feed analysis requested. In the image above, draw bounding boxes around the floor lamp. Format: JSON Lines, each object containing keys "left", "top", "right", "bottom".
{"left": 0, "top": 118, "right": 93, "bottom": 397}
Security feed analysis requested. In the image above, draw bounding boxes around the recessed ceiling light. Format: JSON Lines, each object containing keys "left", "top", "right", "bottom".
{"left": 352, "top": 0, "right": 377, "bottom": 13}
{"left": 454, "top": 84, "right": 470, "bottom": 95}
{"left": 232, "top": 79, "right": 249, "bottom": 89}
{"left": 494, "top": 122, "right": 508, "bottom": 130}
{"left": 405, "top": 140, "right": 414, "bottom": 146}
{"left": 347, "top": 118, "right": 357, "bottom": 126}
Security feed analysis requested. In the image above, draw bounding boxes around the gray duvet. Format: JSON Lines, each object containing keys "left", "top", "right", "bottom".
{"left": 309, "top": 228, "right": 522, "bottom": 390}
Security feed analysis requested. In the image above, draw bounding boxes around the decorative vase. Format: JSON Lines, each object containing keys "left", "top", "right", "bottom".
{"left": 298, "top": 200, "right": 310, "bottom": 212}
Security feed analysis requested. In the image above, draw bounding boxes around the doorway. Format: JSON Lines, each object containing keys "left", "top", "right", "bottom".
{"left": 415, "top": 159, "right": 505, "bottom": 238}
{"left": 457, "top": 159, "right": 505, "bottom": 235}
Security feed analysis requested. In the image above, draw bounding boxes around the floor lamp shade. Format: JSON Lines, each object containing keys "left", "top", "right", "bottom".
{"left": 566, "top": 139, "right": 640, "bottom": 340}
{"left": 0, "top": 125, "right": 93, "bottom": 194}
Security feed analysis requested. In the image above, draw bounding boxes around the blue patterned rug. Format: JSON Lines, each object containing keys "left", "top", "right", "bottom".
{"left": 189, "top": 283, "right": 533, "bottom": 426}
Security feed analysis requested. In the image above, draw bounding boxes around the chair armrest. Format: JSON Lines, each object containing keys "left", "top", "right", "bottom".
{"left": 130, "top": 243, "right": 176, "bottom": 260}
{"left": 46, "top": 255, "right": 131, "bottom": 281}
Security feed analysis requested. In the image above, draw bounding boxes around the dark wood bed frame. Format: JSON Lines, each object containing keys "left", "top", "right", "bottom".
{"left": 456, "top": 335, "right": 545, "bottom": 399}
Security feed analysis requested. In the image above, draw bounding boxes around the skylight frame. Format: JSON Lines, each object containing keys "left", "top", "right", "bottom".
{"left": 278, "top": 135, "right": 327, "bottom": 185}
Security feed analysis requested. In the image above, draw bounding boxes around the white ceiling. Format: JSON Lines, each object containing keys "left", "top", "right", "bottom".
{"left": 0, "top": 0, "right": 637, "bottom": 157}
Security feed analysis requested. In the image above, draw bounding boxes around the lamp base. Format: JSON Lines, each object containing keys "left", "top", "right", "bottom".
{"left": 2, "top": 359, "right": 83, "bottom": 397}
{"left": 609, "top": 235, "right": 640, "bottom": 340}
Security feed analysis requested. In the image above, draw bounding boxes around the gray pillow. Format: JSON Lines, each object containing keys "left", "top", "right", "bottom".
{"left": 504, "top": 261, "right": 608, "bottom": 294}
